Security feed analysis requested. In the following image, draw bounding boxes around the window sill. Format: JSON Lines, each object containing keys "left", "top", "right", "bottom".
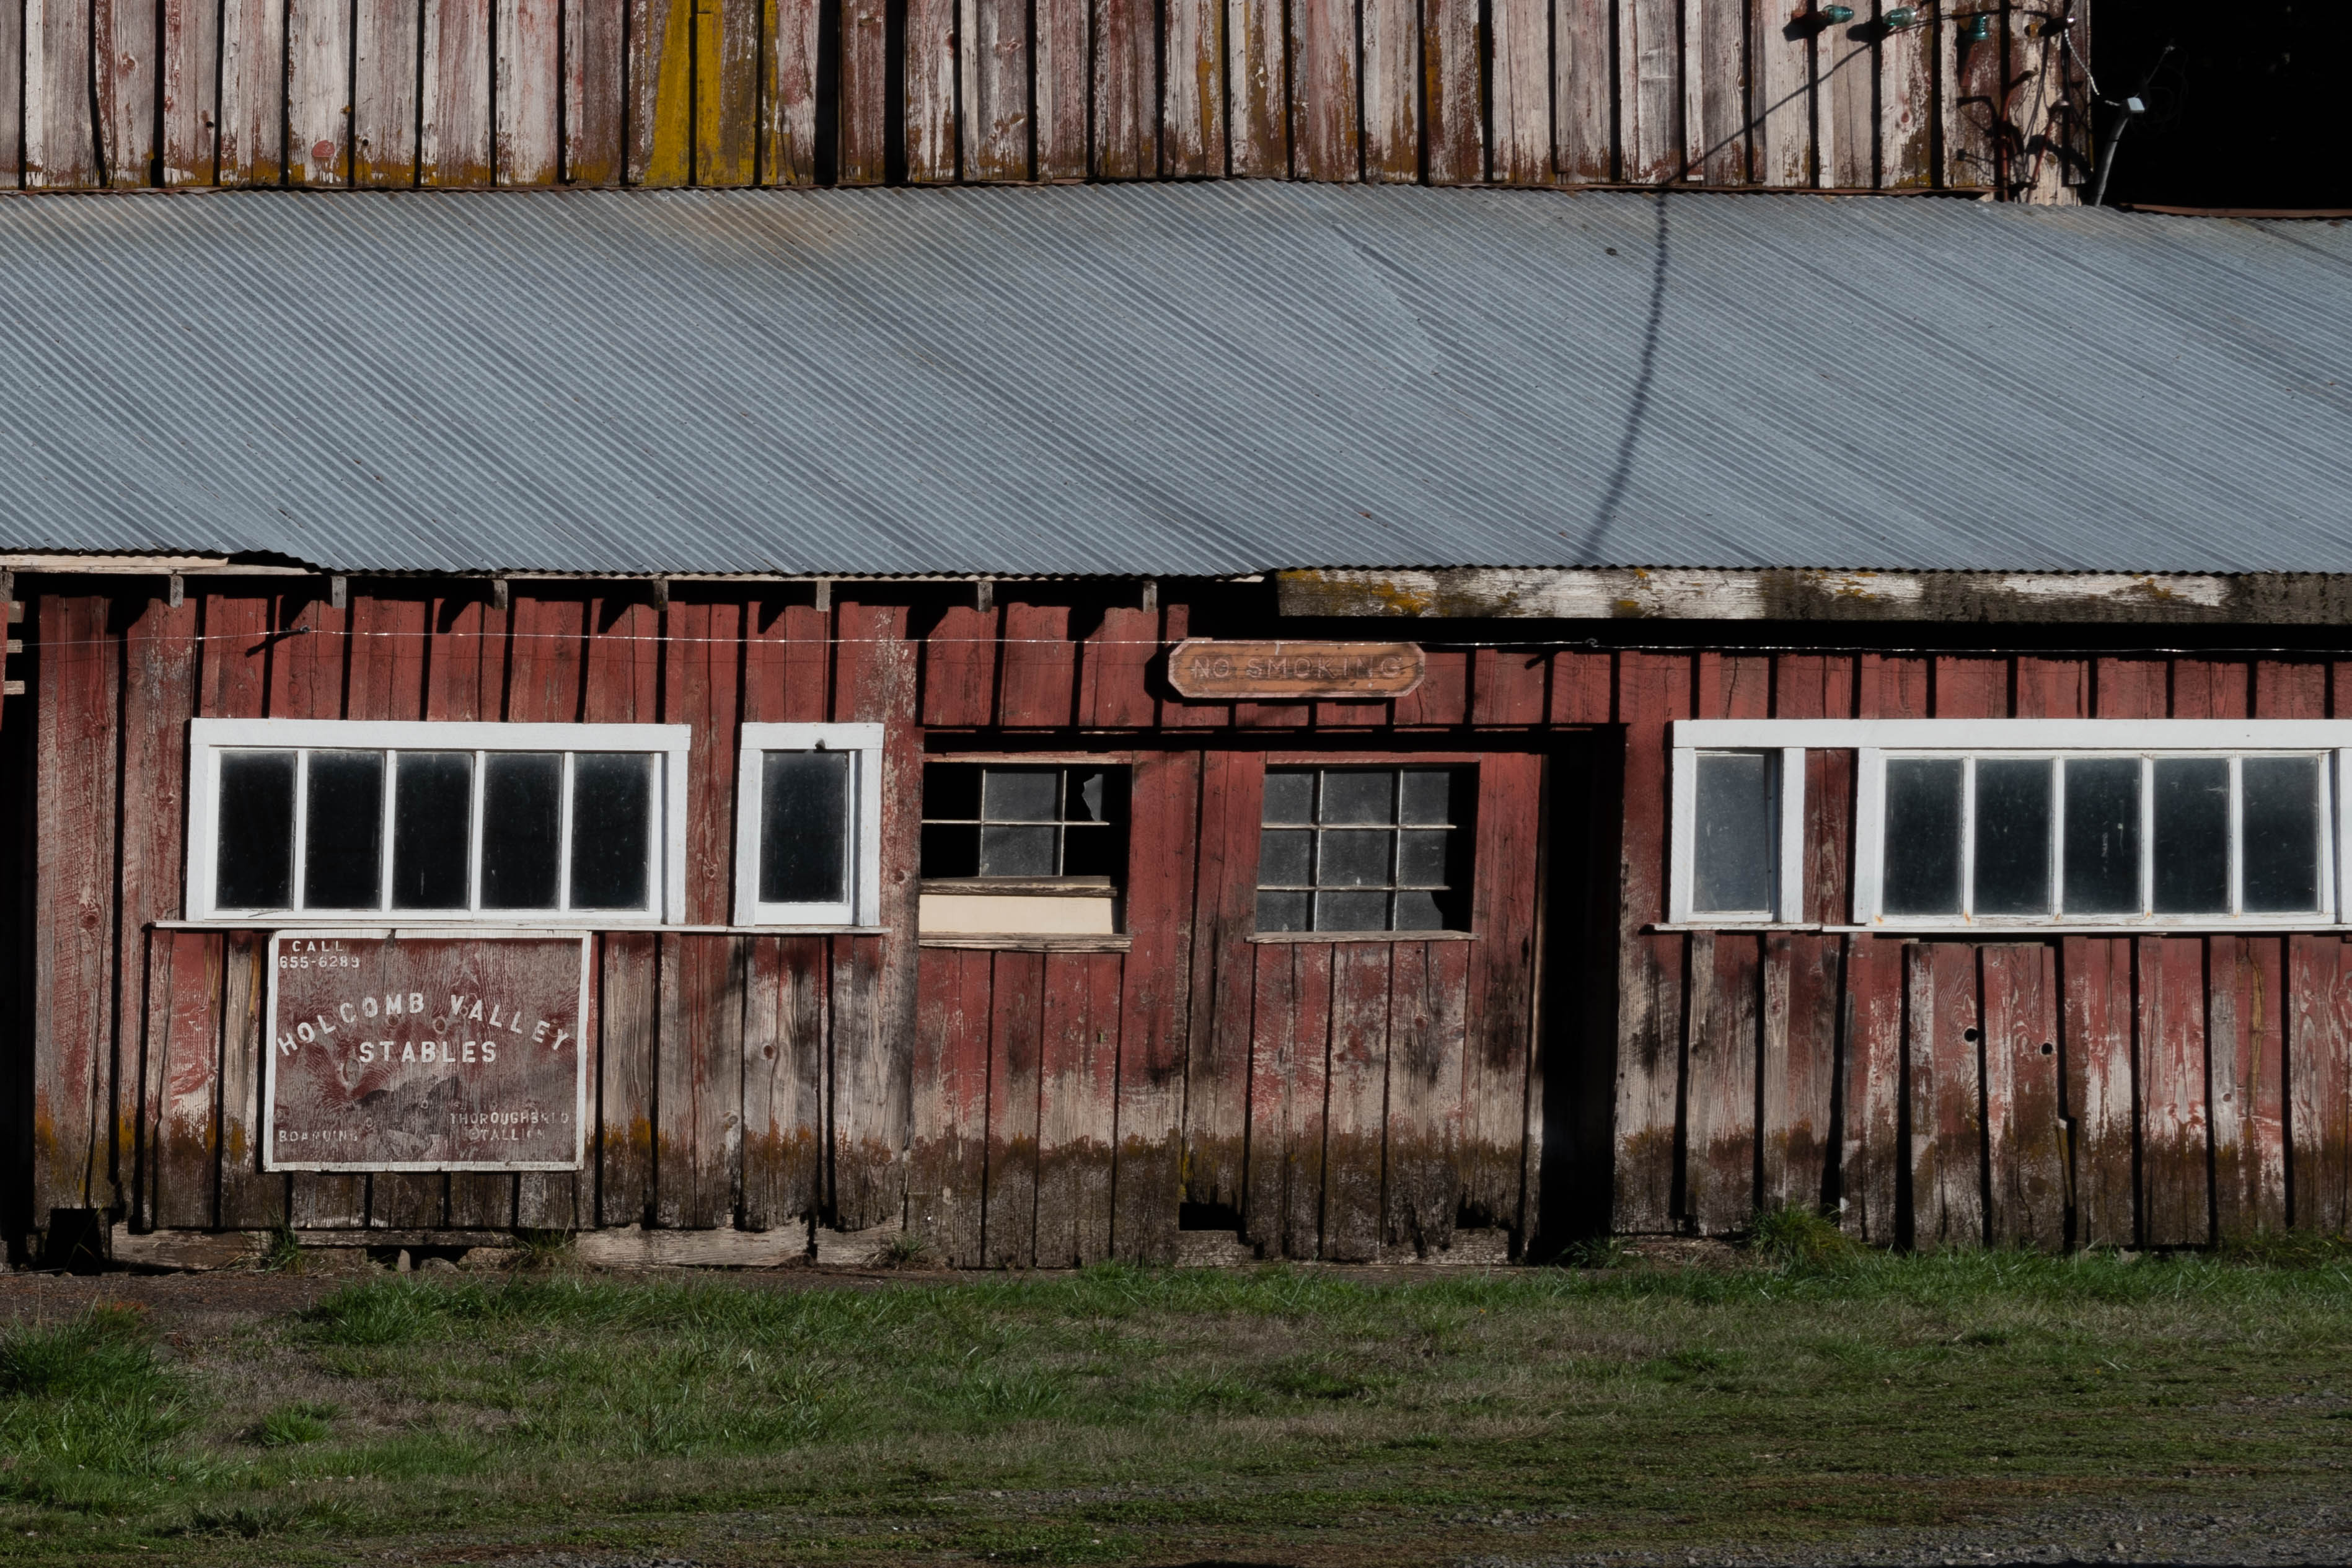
{"left": 918, "top": 933, "right": 1133, "bottom": 953}
{"left": 152, "top": 920, "right": 890, "bottom": 936}
{"left": 1246, "top": 929, "right": 1476, "bottom": 943}
{"left": 1649, "top": 922, "right": 1824, "bottom": 933}
{"left": 918, "top": 878, "right": 1117, "bottom": 897}
{"left": 1829, "top": 921, "right": 2352, "bottom": 936}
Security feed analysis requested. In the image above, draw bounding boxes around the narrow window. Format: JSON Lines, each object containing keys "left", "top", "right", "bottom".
{"left": 215, "top": 751, "right": 297, "bottom": 910}
{"left": 568, "top": 752, "right": 654, "bottom": 910}
{"left": 2241, "top": 755, "right": 2323, "bottom": 914}
{"left": 1254, "top": 766, "right": 1471, "bottom": 934}
{"left": 480, "top": 752, "right": 563, "bottom": 910}
{"left": 1972, "top": 758, "right": 2053, "bottom": 917}
{"left": 392, "top": 751, "right": 474, "bottom": 910}
{"left": 2061, "top": 757, "right": 2141, "bottom": 915}
{"left": 760, "top": 750, "right": 852, "bottom": 905}
{"left": 1882, "top": 757, "right": 1965, "bottom": 916}
{"left": 919, "top": 764, "right": 1130, "bottom": 882}
{"left": 1691, "top": 752, "right": 1776, "bottom": 915}
{"left": 2152, "top": 757, "right": 2231, "bottom": 914}
{"left": 734, "top": 723, "right": 886, "bottom": 927}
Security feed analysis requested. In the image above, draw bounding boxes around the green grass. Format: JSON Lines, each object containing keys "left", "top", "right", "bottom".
{"left": 1, "top": 1250, "right": 2348, "bottom": 1564}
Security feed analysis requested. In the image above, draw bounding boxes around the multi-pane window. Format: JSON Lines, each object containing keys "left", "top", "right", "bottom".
{"left": 1255, "top": 767, "right": 1471, "bottom": 933}
{"left": 1670, "top": 719, "right": 2351, "bottom": 929}
{"left": 1878, "top": 752, "right": 2334, "bottom": 922}
{"left": 918, "top": 764, "right": 1127, "bottom": 881}
{"left": 733, "top": 724, "right": 885, "bottom": 927}
{"left": 190, "top": 721, "right": 689, "bottom": 922}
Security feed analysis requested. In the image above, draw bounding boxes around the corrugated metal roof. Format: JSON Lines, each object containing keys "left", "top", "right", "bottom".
{"left": 0, "top": 184, "right": 2346, "bottom": 576}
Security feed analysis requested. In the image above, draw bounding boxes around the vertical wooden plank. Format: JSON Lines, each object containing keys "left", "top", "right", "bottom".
{"left": 1393, "top": 650, "right": 1469, "bottom": 727}
{"left": 2255, "top": 659, "right": 2328, "bottom": 722}
{"left": 1947, "top": 2, "right": 2001, "bottom": 188}
{"left": 159, "top": 0, "right": 220, "bottom": 183}
{"left": 94, "top": 0, "right": 157, "bottom": 184}
{"left": 1750, "top": 0, "right": 1808, "bottom": 185}
{"left": 423, "top": 0, "right": 495, "bottom": 183}
{"left": 628, "top": 0, "right": 694, "bottom": 183}
{"left": 902, "top": 0, "right": 958, "bottom": 183}
{"left": 1, "top": 0, "right": 23, "bottom": 180}
{"left": 217, "top": 0, "right": 286, "bottom": 181}
{"left": 664, "top": 596, "right": 744, "bottom": 928}
{"left": 2209, "top": 936, "right": 2288, "bottom": 1243}
{"left": 741, "top": 936, "right": 827, "bottom": 1231}
{"left": 1288, "top": 0, "right": 1359, "bottom": 180}
{"left": 1983, "top": 943, "right": 2064, "bottom": 1250}
{"left": 286, "top": 0, "right": 351, "bottom": 183}
{"left": 567, "top": 0, "right": 628, "bottom": 182}
{"left": 1613, "top": 653, "right": 1689, "bottom": 1230}
{"left": 694, "top": 0, "right": 762, "bottom": 183}
{"left": 2285, "top": 936, "right": 2351, "bottom": 1236}
{"left": 1933, "top": 654, "right": 2008, "bottom": 718}
{"left": 1471, "top": 650, "right": 1549, "bottom": 728}
{"left": 1282, "top": 945, "right": 1333, "bottom": 1258}
{"left": 984, "top": 951, "right": 1045, "bottom": 1266}
{"left": 1461, "top": 749, "right": 1543, "bottom": 1227}
{"left": 1321, "top": 944, "right": 1390, "bottom": 1262}
{"left": 1385, "top": 940, "right": 1466, "bottom": 1254}
{"left": 2094, "top": 658, "right": 2169, "bottom": 720}
{"left": 959, "top": 0, "right": 1029, "bottom": 180}
{"left": 599, "top": 932, "right": 659, "bottom": 1227}
{"left": 1078, "top": 607, "right": 1159, "bottom": 730}
{"left": 1552, "top": 0, "right": 1609, "bottom": 181}
{"left": 2137, "top": 936, "right": 2211, "bottom": 1246}
{"left": 922, "top": 605, "right": 1001, "bottom": 727}
{"left": 1417, "top": 0, "right": 1478, "bottom": 182}
{"left": 831, "top": 601, "right": 918, "bottom": 1230}
{"left": 1878, "top": 2, "right": 1931, "bottom": 187}
{"left": 2171, "top": 659, "right": 2250, "bottom": 720}
{"left": 355, "top": 0, "right": 421, "bottom": 183}
{"left": 2063, "top": 936, "right": 2137, "bottom": 1248}
{"left": 997, "top": 602, "right": 1076, "bottom": 727}
{"left": 1093, "top": 0, "right": 1156, "bottom": 177}
{"left": 909, "top": 948, "right": 990, "bottom": 1264}
{"left": 1839, "top": 935, "right": 1903, "bottom": 1243}
{"left": 1243, "top": 943, "right": 1297, "bottom": 1255}
{"left": 1906, "top": 943, "right": 1983, "bottom": 1250}
{"left": 1760, "top": 932, "right": 1839, "bottom": 1212}
{"left": 1161, "top": 0, "right": 1223, "bottom": 176}
{"left": 654, "top": 935, "right": 735, "bottom": 1228}
{"left": 1184, "top": 749, "right": 1264, "bottom": 1212}
{"left": 1548, "top": 650, "right": 1615, "bottom": 727}
{"left": 122, "top": 598, "right": 198, "bottom": 1229}
{"left": 1226, "top": 0, "right": 1285, "bottom": 177}
{"left": 32, "top": 597, "right": 118, "bottom": 1228}
{"left": 23, "top": 0, "right": 99, "bottom": 185}
{"left": 1821, "top": 14, "right": 1872, "bottom": 188}
{"left": 1687, "top": 0, "right": 1745, "bottom": 183}
{"left": 837, "top": 0, "right": 889, "bottom": 182}
{"left": 498, "top": 0, "right": 563, "bottom": 182}
{"left": 2014, "top": 656, "right": 2089, "bottom": 720}
{"left": 216, "top": 932, "right": 284, "bottom": 1228}
{"left": 1683, "top": 933, "right": 1761, "bottom": 1235}
{"left": 153, "top": 934, "right": 225, "bottom": 1229}
{"left": 762, "top": 0, "right": 821, "bottom": 182}
{"left": 1112, "top": 749, "right": 1199, "bottom": 1263}
{"left": 1360, "top": 0, "right": 1417, "bottom": 183}
{"left": 1619, "top": 0, "right": 1679, "bottom": 182}
{"left": 1036, "top": 953, "right": 1122, "bottom": 1266}
{"left": 1489, "top": 0, "right": 1549, "bottom": 183}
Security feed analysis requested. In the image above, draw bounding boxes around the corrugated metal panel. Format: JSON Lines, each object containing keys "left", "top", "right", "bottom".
{"left": 0, "top": 185, "right": 2346, "bottom": 576}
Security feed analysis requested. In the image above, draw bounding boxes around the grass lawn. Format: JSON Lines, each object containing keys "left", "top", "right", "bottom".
{"left": 1, "top": 1233, "right": 2349, "bottom": 1565}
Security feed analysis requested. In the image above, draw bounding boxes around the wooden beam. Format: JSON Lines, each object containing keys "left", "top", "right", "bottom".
{"left": 1277, "top": 568, "right": 2352, "bottom": 625}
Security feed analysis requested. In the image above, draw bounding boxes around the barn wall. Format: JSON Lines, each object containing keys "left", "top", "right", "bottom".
{"left": 0, "top": 0, "right": 2089, "bottom": 195}
{"left": 14, "top": 581, "right": 2351, "bottom": 1263}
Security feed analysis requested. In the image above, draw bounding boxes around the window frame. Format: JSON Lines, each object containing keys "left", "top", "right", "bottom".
{"left": 1252, "top": 762, "right": 1478, "bottom": 937}
{"left": 185, "top": 718, "right": 692, "bottom": 925}
{"left": 733, "top": 723, "right": 886, "bottom": 928}
{"left": 1674, "top": 719, "right": 2352, "bottom": 930}
{"left": 1668, "top": 746, "right": 1807, "bottom": 925}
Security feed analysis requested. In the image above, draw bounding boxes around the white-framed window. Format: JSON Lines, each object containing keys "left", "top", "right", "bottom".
{"left": 187, "top": 720, "right": 692, "bottom": 925}
{"left": 1674, "top": 720, "right": 2352, "bottom": 930}
{"left": 733, "top": 723, "right": 885, "bottom": 928}
{"left": 1670, "top": 746, "right": 1807, "bottom": 924}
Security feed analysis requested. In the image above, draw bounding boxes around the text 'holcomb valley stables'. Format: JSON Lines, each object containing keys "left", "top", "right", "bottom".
{"left": 265, "top": 935, "right": 591, "bottom": 1173}
{"left": 1165, "top": 640, "right": 1427, "bottom": 699}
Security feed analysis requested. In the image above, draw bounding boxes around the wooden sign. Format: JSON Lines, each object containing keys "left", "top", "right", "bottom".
{"left": 1166, "top": 640, "right": 1426, "bottom": 700}
{"left": 263, "top": 933, "right": 589, "bottom": 1172}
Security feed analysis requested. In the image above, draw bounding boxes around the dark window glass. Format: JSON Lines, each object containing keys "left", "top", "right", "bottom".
{"left": 303, "top": 750, "right": 384, "bottom": 909}
{"left": 1693, "top": 752, "right": 1775, "bottom": 914}
{"left": 2242, "top": 755, "right": 2322, "bottom": 914}
{"left": 919, "top": 763, "right": 1129, "bottom": 883}
{"left": 480, "top": 753, "right": 562, "bottom": 910}
{"left": 1256, "top": 766, "right": 1470, "bottom": 933}
{"left": 392, "top": 751, "right": 473, "bottom": 910}
{"left": 216, "top": 751, "right": 296, "bottom": 909}
{"left": 570, "top": 752, "right": 654, "bottom": 910}
{"left": 2153, "top": 757, "right": 2231, "bottom": 914}
{"left": 2062, "top": 757, "right": 2141, "bottom": 915}
{"left": 1973, "top": 759, "right": 2053, "bottom": 916}
{"left": 1882, "top": 758, "right": 1964, "bottom": 916}
{"left": 759, "top": 751, "right": 852, "bottom": 905}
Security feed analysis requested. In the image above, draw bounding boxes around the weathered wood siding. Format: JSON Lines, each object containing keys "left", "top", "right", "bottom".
{"left": 14, "top": 581, "right": 2349, "bottom": 1261}
{"left": 0, "top": 0, "right": 2088, "bottom": 194}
